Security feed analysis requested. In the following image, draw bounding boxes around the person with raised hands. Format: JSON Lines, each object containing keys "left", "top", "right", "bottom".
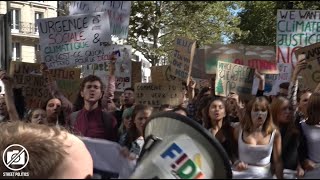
{"left": 0, "top": 70, "right": 20, "bottom": 122}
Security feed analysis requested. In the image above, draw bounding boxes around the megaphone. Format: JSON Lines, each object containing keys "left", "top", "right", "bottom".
{"left": 130, "top": 112, "right": 232, "bottom": 179}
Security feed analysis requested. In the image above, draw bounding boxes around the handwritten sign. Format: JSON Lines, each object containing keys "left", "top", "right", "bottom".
{"left": 56, "top": 79, "right": 82, "bottom": 103}
{"left": 36, "top": 12, "right": 123, "bottom": 69}
{"left": 134, "top": 81, "right": 185, "bottom": 108}
{"left": 170, "top": 37, "right": 196, "bottom": 82}
{"left": 215, "top": 61, "right": 254, "bottom": 98}
{"left": 205, "top": 44, "right": 277, "bottom": 74}
{"left": 9, "top": 61, "right": 81, "bottom": 109}
{"left": 81, "top": 45, "right": 132, "bottom": 92}
{"left": 69, "top": 1, "right": 131, "bottom": 38}
{"left": 251, "top": 63, "right": 292, "bottom": 96}
{"left": 277, "top": 10, "right": 320, "bottom": 66}
{"left": 151, "top": 65, "right": 176, "bottom": 83}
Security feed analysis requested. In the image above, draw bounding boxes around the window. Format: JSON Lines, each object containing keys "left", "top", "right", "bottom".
{"left": 12, "top": 42, "right": 21, "bottom": 61}
{"left": 34, "top": 12, "right": 43, "bottom": 34}
{"left": 11, "top": 9, "right": 20, "bottom": 33}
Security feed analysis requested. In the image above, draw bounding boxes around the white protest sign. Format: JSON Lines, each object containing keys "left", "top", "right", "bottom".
{"left": 277, "top": 10, "right": 320, "bottom": 67}
{"left": 82, "top": 45, "right": 132, "bottom": 91}
{"left": 251, "top": 63, "right": 292, "bottom": 96}
{"left": 37, "top": 11, "right": 119, "bottom": 69}
{"left": 69, "top": 1, "right": 131, "bottom": 38}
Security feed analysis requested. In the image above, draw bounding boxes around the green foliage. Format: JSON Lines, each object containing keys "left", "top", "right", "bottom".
{"left": 128, "top": 1, "right": 242, "bottom": 66}
{"left": 232, "top": 1, "right": 320, "bottom": 46}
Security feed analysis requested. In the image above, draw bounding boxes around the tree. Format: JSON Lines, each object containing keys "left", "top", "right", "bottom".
{"left": 232, "top": 1, "right": 320, "bottom": 45}
{"left": 128, "top": 1, "right": 243, "bottom": 66}
{"left": 215, "top": 79, "right": 224, "bottom": 95}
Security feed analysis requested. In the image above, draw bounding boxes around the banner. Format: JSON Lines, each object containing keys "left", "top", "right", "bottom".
{"left": 205, "top": 44, "right": 277, "bottom": 74}
{"left": 170, "top": 37, "right": 196, "bottom": 83}
{"left": 251, "top": 63, "right": 292, "bottom": 96}
{"left": 69, "top": 1, "right": 131, "bottom": 38}
{"left": 10, "top": 61, "right": 81, "bottom": 109}
{"left": 36, "top": 12, "right": 123, "bottom": 69}
{"left": 215, "top": 61, "right": 254, "bottom": 98}
{"left": 277, "top": 10, "right": 320, "bottom": 66}
{"left": 134, "top": 81, "right": 185, "bottom": 108}
{"left": 151, "top": 65, "right": 176, "bottom": 83}
{"left": 81, "top": 46, "right": 132, "bottom": 92}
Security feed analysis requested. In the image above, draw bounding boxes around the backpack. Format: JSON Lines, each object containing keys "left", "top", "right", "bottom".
{"left": 69, "top": 110, "right": 117, "bottom": 142}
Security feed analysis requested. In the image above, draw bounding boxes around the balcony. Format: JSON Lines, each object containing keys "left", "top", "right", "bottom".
{"left": 11, "top": 22, "right": 40, "bottom": 38}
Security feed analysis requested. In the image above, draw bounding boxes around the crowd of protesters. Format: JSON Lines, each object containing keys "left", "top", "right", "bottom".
{"left": 1, "top": 54, "right": 320, "bottom": 179}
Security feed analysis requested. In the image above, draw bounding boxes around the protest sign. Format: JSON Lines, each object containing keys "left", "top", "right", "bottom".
{"left": 251, "top": 63, "right": 292, "bottom": 96}
{"left": 151, "top": 65, "right": 176, "bottom": 83}
{"left": 69, "top": 1, "right": 131, "bottom": 38}
{"left": 81, "top": 46, "right": 132, "bottom": 92}
{"left": 215, "top": 61, "right": 255, "bottom": 98}
{"left": 192, "top": 48, "right": 212, "bottom": 79}
{"left": 56, "top": 79, "right": 82, "bottom": 103}
{"left": 205, "top": 44, "right": 277, "bottom": 74}
{"left": 134, "top": 81, "right": 185, "bottom": 108}
{"left": 37, "top": 12, "right": 124, "bottom": 69}
{"left": 294, "top": 42, "right": 320, "bottom": 90}
{"left": 277, "top": 10, "right": 320, "bottom": 67}
{"left": 170, "top": 37, "right": 196, "bottom": 82}
{"left": 131, "top": 61, "right": 142, "bottom": 87}
{"left": 10, "top": 61, "right": 81, "bottom": 109}
{"left": 193, "top": 78, "right": 210, "bottom": 89}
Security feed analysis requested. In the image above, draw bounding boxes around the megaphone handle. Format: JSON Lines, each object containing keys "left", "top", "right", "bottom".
{"left": 138, "top": 135, "right": 163, "bottom": 164}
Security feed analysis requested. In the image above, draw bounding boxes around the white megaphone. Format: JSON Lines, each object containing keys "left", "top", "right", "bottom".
{"left": 130, "top": 112, "right": 232, "bottom": 179}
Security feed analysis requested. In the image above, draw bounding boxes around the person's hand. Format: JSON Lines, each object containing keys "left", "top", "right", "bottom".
{"left": 0, "top": 71, "right": 14, "bottom": 87}
{"left": 188, "top": 78, "right": 196, "bottom": 90}
{"left": 255, "top": 69, "right": 265, "bottom": 81}
{"left": 296, "top": 166, "right": 305, "bottom": 178}
{"left": 234, "top": 161, "right": 248, "bottom": 171}
{"left": 119, "top": 147, "right": 137, "bottom": 161}
{"left": 293, "top": 55, "right": 307, "bottom": 77}
{"left": 303, "top": 159, "right": 316, "bottom": 171}
{"left": 40, "top": 63, "right": 49, "bottom": 75}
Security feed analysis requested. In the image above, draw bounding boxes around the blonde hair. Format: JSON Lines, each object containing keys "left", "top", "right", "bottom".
{"left": 306, "top": 92, "right": 320, "bottom": 125}
{"left": 0, "top": 121, "right": 67, "bottom": 178}
{"left": 242, "top": 97, "right": 275, "bottom": 134}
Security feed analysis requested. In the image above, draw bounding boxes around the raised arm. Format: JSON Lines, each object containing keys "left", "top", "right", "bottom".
{"left": 40, "top": 63, "right": 73, "bottom": 115}
{"left": 0, "top": 71, "right": 20, "bottom": 121}
{"left": 187, "top": 77, "right": 196, "bottom": 103}
{"left": 255, "top": 70, "right": 265, "bottom": 97}
{"left": 288, "top": 55, "right": 307, "bottom": 111}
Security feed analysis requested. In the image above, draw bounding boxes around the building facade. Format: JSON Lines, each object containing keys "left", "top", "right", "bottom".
{"left": 0, "top": 1, "right": 57, "bottom": 63}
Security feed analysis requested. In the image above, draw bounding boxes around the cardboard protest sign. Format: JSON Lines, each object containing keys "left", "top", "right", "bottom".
{"left": 10, "top": 61, "right": 81, "bottom": 109}
{"left": 81, "top": 46, "right": 132, "bottom": 92}
{"left": 37, "top": 12, "right": 124, "bottom": 69}
{"left": 170, "top": 37, "right": 196, "bottom": 83}
{"left": 131, "top": 61, "right": 142, "bottom": 87}
{"left": 193, "top": 78, "right": 210, "bottom": 89}
{"left": 293, "top": 42, "right": 320, "bottom": 90}
{"left": 251, "top": 63, "right": 292, "bottom": 96}
{"left": 69, "top": 1, "right": 131, "bottom": 38}
{"left": 151, "top": 65, "right": 176, "bottom": 83}
{"left": 277, "top": 10, "right": 320, "bottom": 67}
{"left": 134, "top": 81, "right": 185, "bottom": 108}
{"left": 215, "top": 61, "right": 254, "bottom": 98}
